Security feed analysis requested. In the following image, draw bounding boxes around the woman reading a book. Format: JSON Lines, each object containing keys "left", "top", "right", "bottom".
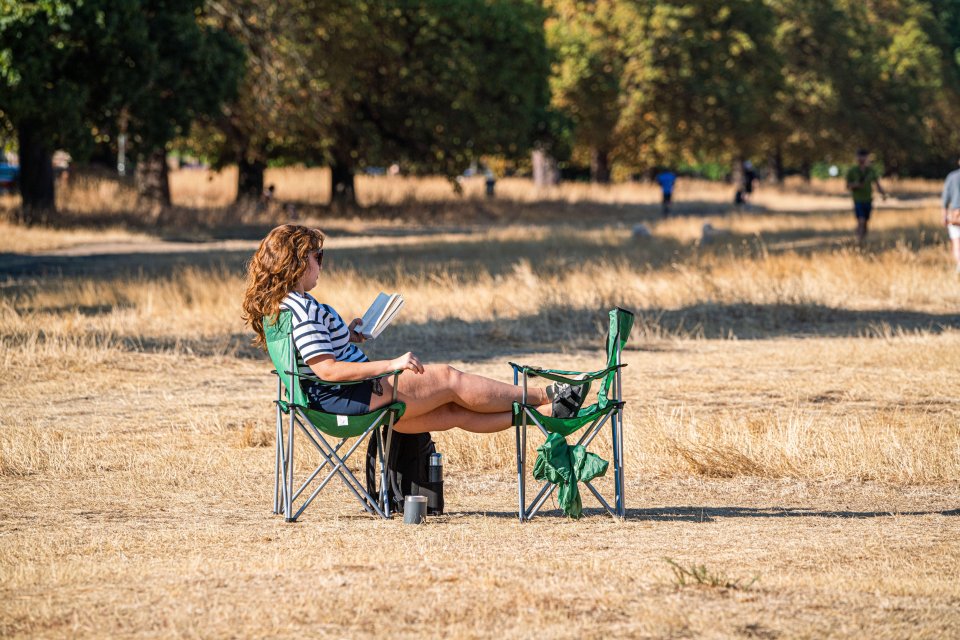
{"left": 242, "top": 224, "right": 583, "bottom": 433}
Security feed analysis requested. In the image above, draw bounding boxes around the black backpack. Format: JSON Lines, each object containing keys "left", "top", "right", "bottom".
{"left": 365, "top": 426, "right": 443, "bottom": 514}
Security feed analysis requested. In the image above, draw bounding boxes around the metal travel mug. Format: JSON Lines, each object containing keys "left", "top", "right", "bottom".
{"left": 403, "top": 495, "right": 428, "bottom": 524}
{"left": 428, "top": 453, "right": 443, "bottom": 483}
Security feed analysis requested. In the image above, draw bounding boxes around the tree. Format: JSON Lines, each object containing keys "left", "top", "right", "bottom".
{"left": 865, "top": 0, "right": 960, "bottom": 173}
{"left": 1, "top": 1, "right": 112, "bottom": 218}
{"left": 301, "top": 0, "right": 552, "bottom": 207}
{"left": 195, "top": 0, "right": 331, "bottom": 200}
{"left": 546, "top": 0, "right": 624, "bottom": 183}
{"left": 763, "top": 0, "right": 960, "bottom": 179}
{"left": 0, "top": 0, "right": 242, "bottom": 219}
{"left": 763, "top": 0, "right": 859, "bottom": 181}
{"left": 615, "top": 0, "right": 782, "bottom": 173}
{"left": 99, "top": 0, "right": 244, "bottom": 208}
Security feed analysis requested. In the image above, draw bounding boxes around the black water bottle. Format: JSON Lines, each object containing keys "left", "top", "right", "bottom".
{"left": 423, "top": 452, "right": 444, "bottom": 515}
{"left": 428, "top": 453, "right": 443, "bottom": 483}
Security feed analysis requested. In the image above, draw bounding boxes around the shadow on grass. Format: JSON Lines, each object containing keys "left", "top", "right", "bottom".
{"left": 2, "top": 212, "right": 948, "bottom": 285}
{"left": 15, "top": 198, "right": 748, "bottom": 237}
{"left": 0, "top": 223, "right": 690, "bottom": 281}
{"left": 709, "top": 223, "right": 948, "bottom": 257}
{"left": 2, "top": 303, "right": 957, "bottom": 363}
{"left": 0, "top": 248, "right": 256, "bottom": 280}
{"left": 448, "top": 506, "right": 960, "bottom": 521}
{"left": 622, "top": 506, "right": 960, "bottom": 522}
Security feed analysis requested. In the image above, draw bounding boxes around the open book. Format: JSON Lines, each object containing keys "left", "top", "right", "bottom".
{"left": 359, "top": 292, "right": 404, "bottom": 339}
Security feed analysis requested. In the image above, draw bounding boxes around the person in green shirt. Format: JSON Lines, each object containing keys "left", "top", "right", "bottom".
{"left": 846, "top": 149, "right": 887, "bottom": 245}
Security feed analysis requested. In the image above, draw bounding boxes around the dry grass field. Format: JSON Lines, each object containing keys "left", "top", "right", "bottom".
{"left": 1, "top": 171, "right": 958, "bottom": 638}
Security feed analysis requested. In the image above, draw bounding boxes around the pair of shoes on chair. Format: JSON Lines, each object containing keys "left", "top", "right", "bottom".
{"left": 547, "top": 381, "right": 589, "bottom": 419}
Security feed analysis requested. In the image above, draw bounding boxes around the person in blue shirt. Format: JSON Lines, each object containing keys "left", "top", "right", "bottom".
{"left": 0, "top": 163, "right": 19, "bottom": 194}
{"left": 655, "top": 168, "right": 677, "bottom": 217}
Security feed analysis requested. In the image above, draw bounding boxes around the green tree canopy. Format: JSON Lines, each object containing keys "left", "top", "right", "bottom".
{"left": 300, "top": 0, "right": 552, "bottom": 205}
{"left": 0, "top": 0, "right": 242, "bottom": 217}
{"left": 616, "top": 0, "right": 783, "bottom": 170}
{"left": 546, "top": 0, "right": 623, "bottom": 182}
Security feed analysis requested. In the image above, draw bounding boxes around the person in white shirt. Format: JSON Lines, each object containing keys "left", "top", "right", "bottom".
{"left": 241, "top": 225, "right": 586, "bottom": 433}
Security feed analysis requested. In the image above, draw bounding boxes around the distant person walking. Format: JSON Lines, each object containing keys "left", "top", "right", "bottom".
{"left": 655, "top": 168, "right": 676, "bottom": 217}
{"left": 941, "top": 155, "right": 960, "bottom": 274}
{"left": 734, "top": 160, "right": 757, "bottom": 208}
{"left": 846, "top": 149, "right": 887, "bottom": 245}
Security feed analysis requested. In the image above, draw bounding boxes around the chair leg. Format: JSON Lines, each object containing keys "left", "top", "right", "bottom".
{"left": 616, "top": 363, "right": 626, "bottom": 518}
{"left": 377, "top": 421, "right": 390, "bottom": 518}
{"left": 273, "top": 376, "right": 284, "bottom": 516}
{"left": 285, "top": 403, "right": 296, "bottom": 522}
{"left": 521, "top": 413, "right": 529, "bottom": 521}
{"left": 526, "top": 482, "right": 557, "bottom": 520}
{"left": 611, "top": 409, "right": 623, "bottom": 518}
{"left": 274, "top": 407, "right": 282, "bottom": 515}
{"left": 515, "top": 423, "right": 524, "bottom": 522}
{"left": 617, "top": 409, "right": 626, "bottom": 518}
{"left": 292, "top": 419, "right": 388, "bottom": 520}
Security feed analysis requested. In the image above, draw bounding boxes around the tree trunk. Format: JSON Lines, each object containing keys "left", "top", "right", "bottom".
{"left": 590, "top": 147, "right": 610, "bottom": 184}
{"left": 731, "top": 157, "right": 748, "bottom": 206}
{"left": 767, "top": 147, "right": 784, "bottom": 184}
{"left": 17, "top": 122, "right": 56, "bottom": 223}
{"left": 237, "top": 157, "right": 266, "bottom": 200}
{"left": 800, "top": 161, "right": 812, "bottom": 183}
{"left": 532, "top": 148, "right": 559, "bottom": 188}
{"left": 135, "top": 149, "right": 172, "bottom": 212}
{"left": 330, "top": 159, "right": 357, "bottom": 209}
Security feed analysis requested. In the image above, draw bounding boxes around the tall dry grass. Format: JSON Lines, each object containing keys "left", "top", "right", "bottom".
{"left": 3, "top": 205, "right": 958, "bottom": 485}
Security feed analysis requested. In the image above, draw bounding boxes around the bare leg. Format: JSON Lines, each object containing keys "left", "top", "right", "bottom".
{"left": 372, "top": 364, "right": 549, "bottom": 419}
{"left": 856, "top": 219, "right": 868, "bottom": 245}
{"left": 391, "top": 402, "right": 554, "bottom": 435}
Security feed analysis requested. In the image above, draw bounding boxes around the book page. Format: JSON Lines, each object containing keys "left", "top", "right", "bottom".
{"left": 373, "top": 295, "right": 404, "bottom": 337}
{"left": 359, "top": 292, "right": 404, "bottom": 339}
{"left": 360, "top": 292, "right": 390, "bottom": 338}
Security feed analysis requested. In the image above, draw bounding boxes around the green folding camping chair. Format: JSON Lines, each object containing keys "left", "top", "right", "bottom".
{"left": 510, "top": 307, "right": 634, "bottom": 521}
{"left": 265, "top": 310, "right": 406, "bottom": 522}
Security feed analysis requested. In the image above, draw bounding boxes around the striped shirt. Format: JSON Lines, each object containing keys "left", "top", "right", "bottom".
{"left": 280, "top": 292, "right": 368, "bottom": 375}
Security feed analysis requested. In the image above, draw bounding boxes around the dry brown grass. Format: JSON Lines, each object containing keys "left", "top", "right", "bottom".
{"left": 1, "top": 178, "right": 958, "bottom": 638}
{"left": 165, "top": 166, "right": 942, "bottom": 210}
{"left": 1, "top": 168, "right": 942, "bottom": 235}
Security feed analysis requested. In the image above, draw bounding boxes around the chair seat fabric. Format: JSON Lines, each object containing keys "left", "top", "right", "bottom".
{"left": 301, "top": 403, "right": 405, "bottom": 438}
{"left": 512, "top": 401, "right": 619, "bottom": 437}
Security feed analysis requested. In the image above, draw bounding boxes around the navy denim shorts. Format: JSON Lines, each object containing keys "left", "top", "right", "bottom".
{"left": 303, "top": 377, "right": 383, "bottom": 414}
{"left": 854, "top": 201, "right": 872, "bottom": 221}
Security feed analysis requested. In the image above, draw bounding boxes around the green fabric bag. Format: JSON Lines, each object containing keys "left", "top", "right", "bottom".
{"left": 532, "top": 432, "right": 609, "bottom": 519}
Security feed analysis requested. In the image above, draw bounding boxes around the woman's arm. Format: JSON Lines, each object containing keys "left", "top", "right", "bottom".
{"left": 306, "top": 352, "right": 424, "bottom": 381}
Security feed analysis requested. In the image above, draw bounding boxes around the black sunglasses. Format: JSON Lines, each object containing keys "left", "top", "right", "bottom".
{"left": 315, "top": 249, "right": 324, "bottom": 265}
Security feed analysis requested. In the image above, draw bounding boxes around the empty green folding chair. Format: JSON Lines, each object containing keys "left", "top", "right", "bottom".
{"left": 265, "top": 310, "right": 406, "bottom": 521}
{"left": 510, "top": 307, "right": 634, "bottom": 521}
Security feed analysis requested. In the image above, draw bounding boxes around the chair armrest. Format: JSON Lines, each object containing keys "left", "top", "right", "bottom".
{"left": 508, "top": 362, "right": 626, "bottom": 385}
{"left": 272, "top": 369, "right": 405, "bottom": 386}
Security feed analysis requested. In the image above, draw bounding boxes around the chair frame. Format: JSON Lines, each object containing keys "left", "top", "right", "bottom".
{"left": 271, "top": 328, "right": 404, "bottom": 522}
{"left": 512, "top": 311, "right": 630, "bottom": 522}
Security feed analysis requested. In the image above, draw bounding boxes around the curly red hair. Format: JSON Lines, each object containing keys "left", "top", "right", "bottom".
{"left": 242, "top": 224, "right": 325, "bottom": 350}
